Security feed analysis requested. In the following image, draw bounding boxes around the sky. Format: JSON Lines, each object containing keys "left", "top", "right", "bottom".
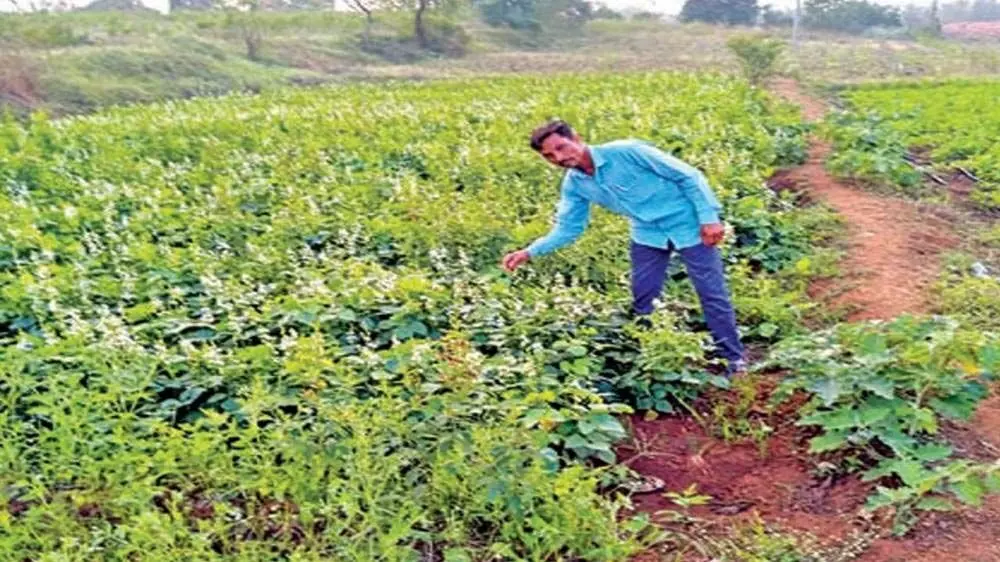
{"left": 0, "top": 0, "right": 934, "bottom": 16}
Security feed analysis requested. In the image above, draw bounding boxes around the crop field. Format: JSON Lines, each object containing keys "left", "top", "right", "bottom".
{"left": 824, "top": 79, "right": 1000, "bottom": 210}
{"left": 1, "top": 70, "right": 999, "bottom": 561}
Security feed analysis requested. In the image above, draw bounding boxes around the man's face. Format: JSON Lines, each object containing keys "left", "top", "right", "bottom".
{"left": 538, "top": 133, "right": 586, "bottom": 169}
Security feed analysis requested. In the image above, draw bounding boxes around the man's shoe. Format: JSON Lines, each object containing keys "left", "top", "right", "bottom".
{"left": 726, "top": 359, "right": 749, "bottom": 378}
{"left": 618, "top": 474, "right": 665, "bottom": 494}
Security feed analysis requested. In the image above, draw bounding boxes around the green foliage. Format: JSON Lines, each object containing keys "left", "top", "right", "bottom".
{"left": 0, "top": 14, "right": 91, "bottom": 48}
{"left": 680, "top": 0, "right": 761, "bottom": 25}
{"left": 826, "top": 79, "right": 1000, "bottom": 210}
{"left": 764, "top": 316, "right": 1000, "bottom": 522}
{"left": 822, "top": 110, "right": 924, "bottom": 194}
{"left": 934, "top": 254, "right": 1000, "bottom": 331}
{"left": 0, "top": 72, "right": 821, "bottom": 558}
{"left": 805, "top": 0, "right": 903, "bottom": 33}
{"left": 478, "top": 0, "right": 541, "bottom": 30}
{"left": 727, "top": 33, "right": 785, "bottom": 86}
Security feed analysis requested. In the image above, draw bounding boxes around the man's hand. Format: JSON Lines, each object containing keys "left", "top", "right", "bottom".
{"left": 502, "top": 249, "right": 531, "bottom": 272}
{"left": 700, "top": 223, "right": 725, "bottom": 247}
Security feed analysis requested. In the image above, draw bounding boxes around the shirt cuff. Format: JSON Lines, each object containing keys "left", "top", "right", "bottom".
{"left": 697, "top": 209, "right": 721, "bottom": 225}
{"left": 526, "top": 241, "right": 546, "bottom": 258}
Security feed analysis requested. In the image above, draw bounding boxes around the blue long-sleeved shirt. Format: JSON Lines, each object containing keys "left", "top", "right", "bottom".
{"left": 526, "top": 139, "right": 723, "bottom": 257}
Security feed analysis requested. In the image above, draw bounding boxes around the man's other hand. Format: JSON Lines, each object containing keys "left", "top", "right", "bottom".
{"left": 700, "top": 223, "right": 725, "bottom": 247}
{"left": 502, "top": 249, "right": 531, "bottom": 272}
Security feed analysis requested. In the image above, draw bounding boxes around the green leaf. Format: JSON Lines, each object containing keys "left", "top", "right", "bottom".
{"left": 930, "top": 395, "right": 976, "bottom": 421}
{"left": 654, "top": 400, "right": 674, "bottom": 413}
{"left": 877, "top": 430, "right": 917, "bottom": 456}
{"left": 892, "top": 460, "right": 931, "bottom": 487}
{"left": 594, "top": 448, "right": 616, "bottom": 464}
{"left": 564, "top": 434, "right": 589, "bottom": 450}
{"left": 916, "top": 497, "right": 954, "bottom": 511}
{"left": 576, "top": 420, "right": 596, "bottom": 436}
{"left": 444, "top": 548, "right": 472, "bottom": 562}
{"left": 538, "top": 448, "right": 560, "bottom": 472}
{"left": 862, "top": 460, "right": 896, "bottom": 482}
{"left": 859, "top": 333, "right": 887, "bottom": 356}
{"left": 808, "top": 431, "right": 848, "bottom": 453}
{"left": 857, "top": 404, "right": 891, "bottom": 427}
{"left": 860, "top": 378, "right": 896, "bottom": 399}
{"left": 758, "top": 322, "right": 778, "bottom": 338}
{"left": 593, "top": 413, "right": 623, "bottom": 433}
{"left": 952, "top": 477, "right": 986, "bottom": 506}
{"left": 912, "top": 443, "right": 953, "bottom": 462}
{"left": 864, "top": 486, "right": 902, "bottom": 511}
{"left": 809, "top": 378, "right": 842, "bottom": 407}
{"left": 566, "top": 345, "right": 587, "bottom": 358}
{"left": 825, "top": 407, "right": 859, "bottom": 430}
{"left": 985, "top": 471, "right": 1000, "bottom": 493}
{"left": 220, "top": 398, "right": 241, "bottom": 412}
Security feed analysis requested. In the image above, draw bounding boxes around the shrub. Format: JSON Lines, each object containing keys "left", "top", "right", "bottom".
{"left": 727, "top": 33, "right": 786, "bottom": 86}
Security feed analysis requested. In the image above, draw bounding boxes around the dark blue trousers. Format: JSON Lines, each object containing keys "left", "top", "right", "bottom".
{"left": 630, "top": 240, "right": 744, "bottom": 365}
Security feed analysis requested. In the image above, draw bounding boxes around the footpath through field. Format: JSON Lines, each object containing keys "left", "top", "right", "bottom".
{"left": 770, "top": 79, "right": 1000, "bottom": 562}
{"left": 627, "top": 79, "right": 1000, "bottom": 562}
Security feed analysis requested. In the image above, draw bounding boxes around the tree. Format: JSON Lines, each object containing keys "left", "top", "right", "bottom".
{"left": 679, "top": 0, "right": 760, "bottom": 25}
{"left": 804, "top": 0, "right": 902, "bottom": 33}
{"left": 929, "top": 0, "right": 943, "bottom": 33}
{"left": 345, "top": 0, "right": 377, "bottom": 42}
{"left": 478, "top": 0, "right": 542, "bottom": 30}
{"left": 212, "top": 0, "right": 265, "bottom": 60}
{"left": 384, "top": 0, "right": 441, "bottom": 49}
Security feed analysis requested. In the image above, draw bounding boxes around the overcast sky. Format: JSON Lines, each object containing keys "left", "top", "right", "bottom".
{"left": 0, "top": 0, "right": 934, "bottom": 16}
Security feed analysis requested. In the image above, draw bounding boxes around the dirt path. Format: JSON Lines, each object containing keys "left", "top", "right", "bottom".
{"left": 627, "top": 80, "right": 1000, "bottom": 562}
{"left": 771, "top": 79, "right": 1000, "bottom": 562}
{"left": 768, "top": 79, "right": 958, "bottom": 321}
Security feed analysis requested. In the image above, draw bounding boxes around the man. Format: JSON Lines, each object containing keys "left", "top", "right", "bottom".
{"left": 502, "top": 120, "right": 746, "bottom": 378}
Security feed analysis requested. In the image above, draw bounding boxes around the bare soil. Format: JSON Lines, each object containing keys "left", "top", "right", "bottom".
{"left": 624, "top": 79, "right": 1000, "bottom": 561}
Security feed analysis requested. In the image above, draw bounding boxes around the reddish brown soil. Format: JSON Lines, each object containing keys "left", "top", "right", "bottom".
{"left": 618, "top": 383, "right": 880, "bottom": 561}
{"left": 625, "top": 80, "right": 999, "bottom": 561}
{"left": 618, "top": 411, "right": 871, "bottom": 534}
{"left": 770, "top": 79, "right": 958, "bottom": 321}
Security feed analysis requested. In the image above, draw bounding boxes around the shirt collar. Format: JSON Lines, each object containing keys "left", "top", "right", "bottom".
{"left": 588, "top": 145, "right": 607, "bottom": 169}
{"left": 569, "top": 145, "right": 605, "bottom": 178}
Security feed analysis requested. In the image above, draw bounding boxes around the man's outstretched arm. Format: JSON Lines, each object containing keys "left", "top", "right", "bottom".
{"left": 503, "top": 182, "right": 590, "bottom": 271}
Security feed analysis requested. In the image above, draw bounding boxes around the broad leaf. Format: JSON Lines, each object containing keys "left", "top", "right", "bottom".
{"left": 808, "top": 431, "right": 848, "bottom": 453}
{"left": 809, "top": 378, "right": 842, "bottom": 407}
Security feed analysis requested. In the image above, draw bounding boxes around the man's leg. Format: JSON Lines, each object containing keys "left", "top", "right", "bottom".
{"left": 626, "top": 245, "right": 672, "bottom": 494}
{"left": 630, "top": 240, "right": 672, "bottom": 316}
{"left": 677, "top": 243, "right": 745, "bottom": 374}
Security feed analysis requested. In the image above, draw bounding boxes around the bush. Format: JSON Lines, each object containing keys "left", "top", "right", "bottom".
{"left": 727, "top": 34, "right": 785, "bottom": 86}
{"left": 3, "top": 17, "right": 89, "bottom": 48}
{"left": 422, "top": 17, "right": 471, "bottom": 56}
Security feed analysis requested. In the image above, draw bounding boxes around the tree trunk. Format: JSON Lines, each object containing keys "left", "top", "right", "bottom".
{"left": 365, "top": 11, "right": 373, "bottom": 44}
{"left": 415, "top": 0, "right": 429, "bottom": 48}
